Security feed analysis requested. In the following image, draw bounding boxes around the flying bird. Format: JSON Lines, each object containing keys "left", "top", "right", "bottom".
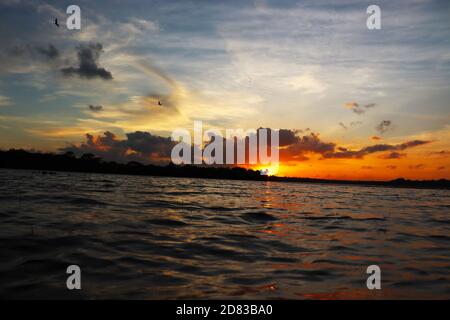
{"left": 54, "top": 18, "right": 59, "bottom": 27}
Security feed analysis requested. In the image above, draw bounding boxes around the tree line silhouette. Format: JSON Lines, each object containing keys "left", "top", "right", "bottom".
{"left": 0, "top": 149, "right": 448, "bottom": 189}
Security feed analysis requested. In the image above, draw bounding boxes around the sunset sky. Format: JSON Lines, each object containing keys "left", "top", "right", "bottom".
{"left": 0, "top": 0, "right": 449, "bottom": 180}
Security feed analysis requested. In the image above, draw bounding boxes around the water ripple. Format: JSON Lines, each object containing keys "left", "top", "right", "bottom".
{"left": 0, "top": 168, "right": 449, "bottom": 299}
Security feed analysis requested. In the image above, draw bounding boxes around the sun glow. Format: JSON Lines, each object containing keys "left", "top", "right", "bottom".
{"left": 258, "top": 165, "right": 280, "bottom": 176}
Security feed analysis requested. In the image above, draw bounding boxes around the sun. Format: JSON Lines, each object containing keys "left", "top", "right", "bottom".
{"left": 258, "top": 165, "right": 279, "bottom": 176}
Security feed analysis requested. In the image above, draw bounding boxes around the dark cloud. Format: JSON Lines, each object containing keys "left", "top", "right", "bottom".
{"left": 386, "top": 165, "right": 397, "bottom": 169}
{"left": 88, "top": 105, "right": 103, "bottom": 112}
{"left": 379, "top": 151, "right": 406, "bottom": 159}
{"left": 35, "top": 44, "right": 59, "bottom": 59}
{"left": 396, "top": 140, "right": 431, "bottom": 150}
{"left": 8, "top": 43, "right": 59, "bottom": 60}
{"left": 429, "top": 150, "right": 450, "bottom": 157}
{"left": 344, "top": 102, "right": 376, "bottom": 115}
{"left": 61, "top": 131, "right": 175, "bottom": 164}
{"left": 279, "top": 129, "right": 302, "bottom": 146}
{"left": 232, "top": 129, "right": 335, "bottom": 163}
{"left": 339, "top": 122, "right": 347, "bottom": 130}
{"left": 345, "top": 102, "right": 364, "bottom": 114}
{"left": 371, "top": 136, "right": 382, "bottom": 141}
{"left": 123, "top": 131, "right": 174, "bottom": 156}
{"left": 375, "top": 120, "right": 393, "bottom": 134}
{"left": 61, "top": 43, "right": 113, "bottom": 80}
{"left": 61, "top": 129, "right": 432, "bottom": 166}
{"left": 62, "top": 128, "right": 335, "bottom": 165}
{"left": 283, "top": 132, "right": 335, "bottom": 159}
{"left": 201, "top": 128, "right": 307, "bottom": 164}
{"left": 323, "top": 140, "right": 431, "bottom": 159}
{"left": 409, "top": 164, "right": 425, "bottom": 169}
{"left": 437, "top": 166, "right": 445, "bottom": 170}
{"left": 361, "top": 165, "right": 373, "bottom": 169}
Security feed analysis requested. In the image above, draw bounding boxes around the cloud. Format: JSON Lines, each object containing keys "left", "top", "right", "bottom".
{"left": 61, "top": 128, "right": 337, "bottom": 165}
{"left": 371, "top": 136, "right": 382, "bottom": 141}
{"left": 216, "top": 128, "right": 333, "bottom": 163}
{"left": 61, "top": 131, "right": 175, "bottom": 164}
{"left": 126, "top": 61, "right": 184, "bottom": 115}
{"left": 58, "top": 126, "right": 437, "bottom": 170}
{"left": 323, "top": 140, "right": 431, "bottom": 159}
{"left": 75, "top": 59, "right": 227, "bottom": 133}
{"left": 279, "top": 128, "right": 302, "bottom": 146}
{"left": 35, "top": 44, "right": 59, "bottom": 60}
{"left": 61, "top": 43, "right": 113, "bottom": 80}
{"left": 8, "top": 43, "right": 59, "bottom": 60}
{"left": 339, "top": 121, "right": 362, "bottom": 131}
{"left": 350, "top": 121, "right": 362, "bottom": 127}
{"left": 375, "top": 120, "right": 393, "bottom": 134}
{"left": 88, "top": 105, "right": 103, "bottom": 112}
{"left": 123, "top": 131, "right": 175, "bottom": 156}
{"left": 0, "top": 95, "right": 12, "bottom": 107}
{"left": 344, "top": 102, "right": 376, "bottom": 115}
{"left": 361, "top": 166, "right": 373, "bottom": 169}
{"left": 379, "top": 151, "right": 406, "bottom": 159}
{"left": 119, "top": 18, "right": 160, "bottom": 38}
{"left": 386, "top": 165, "right": 397, "bottom": 169}
{"left": 409, "top": 164, "right": 425, "bottom": 169}
{"left": 396, "top": 140, "right": 431, "bottom": 150}
{"left": 429, "top": 150, "right": 450, "bottom": 157}
{"left": 438, "top": 166, "right": 445, "bottom": 170}
{"left": 284, "top": 132, "right": 335, "bottom": 155}
{"left": 286, "top": 73, "right": 326, "bottom": 94}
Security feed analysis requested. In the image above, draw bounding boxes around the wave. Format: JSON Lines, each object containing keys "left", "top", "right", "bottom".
{"left": 0, "top": 168, "right": 449, "bottom": 299}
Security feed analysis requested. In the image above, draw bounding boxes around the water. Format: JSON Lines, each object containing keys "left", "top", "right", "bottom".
{"left": 0, "top": 168, "right": 449, "bottom": 299}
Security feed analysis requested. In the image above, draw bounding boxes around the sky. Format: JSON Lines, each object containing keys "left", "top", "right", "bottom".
{"left": 0, "top": 0, "right": 449, "bottom": 180}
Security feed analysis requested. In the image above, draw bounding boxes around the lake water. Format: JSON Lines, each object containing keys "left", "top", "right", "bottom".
{"left": 0, "top": 168, "right": 449, "bottom": 299}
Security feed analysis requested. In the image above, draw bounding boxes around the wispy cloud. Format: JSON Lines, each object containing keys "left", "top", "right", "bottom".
{"left": 0, "top": 95, "right": 12, "bottom": 107}
{"left": 344, "top": 102, "right": 376, "bottom": 115}
{"left": 375, "top": 120, "right": 393, "bottom": 134}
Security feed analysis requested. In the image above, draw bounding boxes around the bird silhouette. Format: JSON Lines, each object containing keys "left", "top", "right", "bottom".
{"left": 158, "top": 100, "right": 162, "bottom": 106}
{"left": 54, "top": 18, "right": 59, "bottom": 27}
